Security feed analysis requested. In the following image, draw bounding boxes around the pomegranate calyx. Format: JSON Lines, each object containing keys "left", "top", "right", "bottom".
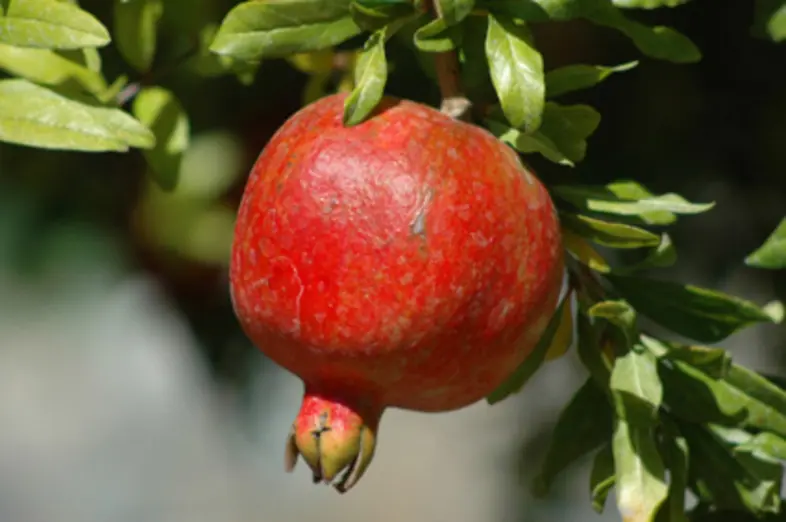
{"left": 284, "top": 390, "right": 381, "bottom": 493}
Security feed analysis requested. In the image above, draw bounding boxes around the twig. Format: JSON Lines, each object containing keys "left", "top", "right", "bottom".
{"left": 426, "top": 0, "right": 472, "bottom": 121}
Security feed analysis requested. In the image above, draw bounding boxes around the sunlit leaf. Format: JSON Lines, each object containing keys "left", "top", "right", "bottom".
{"left": 0, "top": 44, "right": 106, "bottom": 93}
{"left": 343, "top": 28, "right": 388, "bottom": 126}
{"left": 349, "top": 0, "right": 415, "bottom": 32}
{"left": 0, "top": 79, "right": 154, "bottom": 152}
{"left": 613, "top": 0, "right": 690, "bottom": 8}
{"left": 617, "top": 233, "right": 678, "bottom": 274}
{"left": 545, "top": 61, "right": 638, "bottom": 98}
{"left": 610, "top": 348, "right": 662, "bottom": 423}
{"left": 438, "top": 0, "right": 475, "bottom": 25}
{"left": 735, "top": 432, "right": 786, "bottom": 461}
{"left": 745, "top": 218, "right": 786, "bottom": 270}
{"left": 114, "top": 0, "right": 163, "bottom": 72}
{"left": 561, "top": 213, "right": 660, "bottom": 249}
{"left": 562, "top": 229, "right": 611, "bottom": 273}
{"left": 132, "top": 87, "right": 190, "bottom": 190}
{"left": 533, "top": 378, "right": 613, "bottom": 496}
{"left": 0, "top": 0, "right": 110, "bottom": 49}
{"left": 210, "top": 0, "right": 363, "bottom": 61}
{"left": 413, "top": 17, "right": 464, "bottom": 52}
{"left": 485, "top": 14, "right": 544, "bottom": 131}
{"left": 752, "top": 0, "right": 786, "bottom": 42}
{"left": 607, "top": 274, "right": 781, "bottom": 343}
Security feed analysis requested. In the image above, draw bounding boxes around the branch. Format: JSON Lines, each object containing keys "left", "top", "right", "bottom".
{"left": 426, "top": 0, "right": 472, "bottom": 121}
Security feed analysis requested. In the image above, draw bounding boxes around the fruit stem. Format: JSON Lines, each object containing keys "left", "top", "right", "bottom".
{"left": 425, "top": 0, "right": 472, "bottom": 121}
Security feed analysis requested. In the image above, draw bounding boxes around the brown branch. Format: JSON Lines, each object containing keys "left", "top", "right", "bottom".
{"left": 426, "top": 0, "right": 472, "bottom": 121}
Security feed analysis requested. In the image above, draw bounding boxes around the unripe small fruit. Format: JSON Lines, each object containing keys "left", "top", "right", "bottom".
{"left": 230, "top": 94, "right": 564, "bottom": 492}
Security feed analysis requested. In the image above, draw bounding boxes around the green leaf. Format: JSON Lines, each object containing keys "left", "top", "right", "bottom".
{"left": 481, "top": 0, "right": 551, "bottom": 21}
{"left": 0, "top": 44, "right": 106, "bottom": 94}
{"left": 617, "top": 233, "right": 678, "bottom": 274}
{"left": 114, "top": 0, "right": 163, "bottom": 73}
{"left": 610, "top": 348, "right": 663, "bottom": 423}
{"left": 644, "top": 336, "right": 731, "bottom": 379}
{"left": 735, "top": 432, "right": 786, "bottom": 461}
{"left": 192, "top": 22, "right": 261, "bottom": 81}
{"left": 752, "top": 0, "right": 786, "bottom": 42}
{"left": 588, "top": 6, "right": 701, "bottom": 63}
{"left": 577, "top": 312, "right": 613, "bottom": 387}
{"left": 680, "top": 422, "right": 782, "bottom": 515}
{"left": 545, "top": 61, "right": 638, "bottom": 98}
{"left": 349, "top": 1, "right": 414, "bottom": 32}
{"left": 589, "top": 444, "right": 615, "bottom": 513}
{"left": 607, "top": 274, "right": 781, "bottom": 343}
{"left": 655, "top": 428, "right": 689, "bottom": 522}
{"left": 210, "top": 0, "right": 363, "bottom": 62}
{"left": 132, "top": 87, "right": 190, "bottom": 190}
{"left": 485, "top": 14, "right": 544, "bottom": 131}
{"left": 532, "top": 378, "right": 613, "bottom": 496}
{"left": 745, "top": 218, "right": 786, "bottom": 270}
{"left": 612, "top": 416, "right": 668, "bottom": 522}
{"left": 561, "top": 213, "right": 660, "bottom": 249}
{"left": 612, "top": 0, "right": 690, "bottom": 8}
{"left": 553, "top": 181, "right": 715, "bottom": 225}
{"left": 589, "top": 300, "right": 637, "bottom": 347}
{"left": 413, "top": 17, "right": 464, "bottom": 52}
{"left": 487, "top": 296, "right": 569, "bottom": 404}
{"left": 486, "top": 102, "right": 600, "bottom": 166}
{"left": 438, "top": 0, "right": 475, "bottom": 25}
{"left": 0, "top": 79, "right": 154, "bottom": 152}
{"left": 0, "top": 0, "right": 110, "bottom": 49}
{"left": 343, "top": 28, "right": 388, "bottom": 126}
{"left": 723, "top": 364, "right": 786, "bottom": 437}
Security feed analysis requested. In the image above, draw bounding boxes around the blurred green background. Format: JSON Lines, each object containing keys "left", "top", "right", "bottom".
{"left": 0, "top": 1, "right": 784, "bottom": 521}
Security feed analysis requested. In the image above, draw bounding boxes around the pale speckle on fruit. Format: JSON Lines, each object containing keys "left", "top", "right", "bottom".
{"left": 400, "top": 273, "right": 414, "bottom": 285}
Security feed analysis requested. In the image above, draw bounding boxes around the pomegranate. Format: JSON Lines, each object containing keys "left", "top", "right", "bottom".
{"left": 230, "top": 94, "right": 564, "bottom": 492}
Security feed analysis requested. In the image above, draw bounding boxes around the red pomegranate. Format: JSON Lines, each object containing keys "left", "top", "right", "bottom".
{"left": 230, "top": 94, "right": 564, "bottom": 493}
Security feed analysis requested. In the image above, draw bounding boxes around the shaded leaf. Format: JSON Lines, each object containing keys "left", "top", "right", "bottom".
{"left": 210, "top": 0, "right": 362, "bottom": 61}
{"left": 681, "top": 422, "right": 782, "bottom": 515}
{"left": 192, "top": 22, "right": 261, "bottom": 81}
{"left": 577, "top": 311, "right": 613, "bottom": 387}
{"left": 723, "top": 364, "right": 786, "bottom": 437}
{"left": 533, "top": 378, "right": 613, "bottom": 496}
{"left": 546, "top": 61, "right": 638, "bottom": 98}
{"left": 485, "top": 14, "right": 544, "bottom": 131}
{"left": 343, "top": 28, "right": 388, "bottom": 126}
{"left": 114, "top": 0, "right": 163, "bottom": 72}
{"left": 588, "top": 6, "right": 701, "bottom": 63}
{"left": 610, "top": 348, "right": 662, "bottom": 423}
{"left": 438, "top": 0, "right": 475, "bottom": 25}
{"left": 590, "top": 300, "right": 637, "bottom": 346}
{"left": 486, "top": 102, "right": 600, "bottom": 165}
{"left": 487, "top": 296, "right": 569, "bottom": 404}
{"left": 413, "top": 17, "right": 464, "bottom": 52}
{"left": 562, "top": 229, "right": 611, "bottom": 273}
{"left": 745, "top": 218, "right": 786, "bottom": 269}
{"left": 0, "top": 0, "right": 110, "bottom": 49}
{"left": 607, "top": 274, "right": 781, "bottom": 343}
{"left": 0, "top": 43, "right": 106, "bottom": 93}
{"left": 561, "top": 213, "right": 660, "bottom": 249}
{"left": 617, "top": 233, "right": 678, "bottom": 274}
{"left": 643, "top": 336, "right": 730, "bottom": 379}
{"left": 655, "top": 427, "right": 689, "bottom": 522}
{"left": 544, "top": 293, "right": 575, "bottom": 360}
{"left": 0, "top": 79, "right": 154, "bottom": 152}
{"left": 349, "top": 1, "right": 414, "bottom": 32}
{"left": 752, "top": 0, "right": 786, "bottom": 42}
{"left": 553, "top": 181, "right": 715, "bottom": 225}
{"left": 132, "top": 87, "right": 190, "bottom": 190}
{"left": 590, "top": 444, "right": 616, "bottom": 513}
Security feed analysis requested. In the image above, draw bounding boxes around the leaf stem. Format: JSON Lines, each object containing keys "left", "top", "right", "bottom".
{"left": 425, "top": 0, "right": 472, "bottom": 121}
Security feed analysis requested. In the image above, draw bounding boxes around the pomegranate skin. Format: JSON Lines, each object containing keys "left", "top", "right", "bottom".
{"left": 231, "top": 93, "right": 563, "bottom": 409}
{"left": 230, "top": 94, "right": 563, "bottom": 491}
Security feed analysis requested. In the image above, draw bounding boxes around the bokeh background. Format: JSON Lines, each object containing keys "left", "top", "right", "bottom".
{"left": 0, "top": 1, "right": 785, "bottom": 521}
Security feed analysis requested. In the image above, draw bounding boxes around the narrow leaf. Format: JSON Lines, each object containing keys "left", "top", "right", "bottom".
{"left": 610, "top": 348, "right": 663, "bottom": 423}
{"left": 0, "top": 0, "right": 110, "bottom": 49}
{"left": 487, "top": 296, "right": 569, "bottom": 404}
{"left": 533, "top": 378, "right": 613, "bottom": 496}
{"left": 561, "top": 212, "right": 661, "bottom": 249}
{"left": 590, "top": 444, "right": 616, "bottom": 513}
{"left": 544, "top": 293, "right": 574, "bottom": 360}
{"left": 613, "top": 0, "right": 690, "bottom": 8}
{"left": 343, "top": 29, "right": 388, "bottom": 126}
{"left": 0, "top": 79, "right": 154, "bottom": 152}
{"left": 745, "top": 218, "right": 786, "bottom": 269}
{"left": 114, "top": 0, "right": 163, "bottom": 72}
{"left": 617, "top": 233, "right": 678, "bottom": 274}
{"left": 562, "top": 229, "right": 611, "bottom": 273}
{"left": 546, "top": 61, "right": 638, "bottom": 98}
{"left": 608, "top": 274, "right": 781, "bottom": 343}
{"left": 485, "top": 14, "right": 544, "bottom": 131}
{"left": 413, "top": 18, "right": 463, "bottom": 52}
{"left": 438, "top": 0, "right": 475, "bottom": 25}
{"left": 132, "top": 87, "right": 190, "bottom": 190}
{"left": 210, "top": 0, "right": 363, "bottom": 61}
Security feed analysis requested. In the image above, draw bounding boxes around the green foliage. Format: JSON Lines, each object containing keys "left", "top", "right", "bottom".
{"left": 1, "top": 0, "right": 784, "bottom": 520}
